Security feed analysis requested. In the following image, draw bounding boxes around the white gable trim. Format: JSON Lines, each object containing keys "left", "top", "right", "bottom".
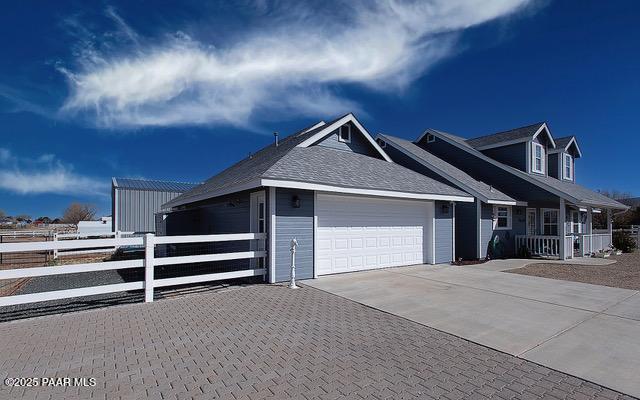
{"left": 296, "top": 113, "right": 393, "bottom": 162}
{"left": 532, "top": 123, "right": 556, "bottom": 148}
{"left": 549, "top": 137, "right": 583, "bottom": 158}
{"left": 261, "top": 179, "right": 474, "bottom": 202}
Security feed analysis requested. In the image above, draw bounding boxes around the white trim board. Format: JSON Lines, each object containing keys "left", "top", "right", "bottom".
{"left": 261, "top": 179, "right": 474, "bottom": 202}
{"left": 296, "top": 113, "right": 393, "bottom": 162}
{"left": 269, "top": 187, "right": 277, "bottom": 284}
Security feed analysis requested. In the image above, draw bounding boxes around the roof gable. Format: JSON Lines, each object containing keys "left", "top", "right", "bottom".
{"left": 551, "top": 136, "right": 582, "bottom": 158}
{"left": 296, "top": 113, "right": 392, "bottom": 162}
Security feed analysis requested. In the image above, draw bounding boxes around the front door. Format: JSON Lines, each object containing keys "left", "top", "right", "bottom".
{"left": 250, "top": 191, "right": 266, "bottom": 268}
{"left": 526, "top": 208, "right": 537, "bottom": 236}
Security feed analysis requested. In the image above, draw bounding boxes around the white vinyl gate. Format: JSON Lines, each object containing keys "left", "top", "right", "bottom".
{"left": 316, "top": 194, "right": 432, "bottom": 275}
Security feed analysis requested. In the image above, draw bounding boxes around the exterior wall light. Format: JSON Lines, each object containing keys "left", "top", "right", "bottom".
{"left": 292, "top": 195, "right": 301, "bottom": 209}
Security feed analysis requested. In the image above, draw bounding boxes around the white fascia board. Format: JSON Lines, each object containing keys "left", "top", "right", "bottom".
{"left": 486, "top": 200, "right": 518, "bottom": 206}
{"left": 428, "top": 131, "right": 583, "bottom": 206}
{"left": 532, "top": 123, "right": 557, "bottom": 148}
{"left": 164, "top": 179, "right": 263, "bottom": 209}
{"left": 260, "top": 179, "right": 474, "bottom": 203}
{"left": 377, "top": 134, "right": 489, "bottom": 203}
{"left": 297, "top": 113, "right": 393, "bottom": 162}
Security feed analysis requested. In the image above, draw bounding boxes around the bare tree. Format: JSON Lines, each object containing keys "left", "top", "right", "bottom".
{"left": 62, "top": 203, "right": 97, "bottom": 225}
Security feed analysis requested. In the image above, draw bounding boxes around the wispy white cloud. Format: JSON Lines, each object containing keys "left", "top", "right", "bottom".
{"left": 61, "top": 0, "right": 534, "bottom": 129}
{"left": 0, "top": 148, "right": 107, "bottom": 196}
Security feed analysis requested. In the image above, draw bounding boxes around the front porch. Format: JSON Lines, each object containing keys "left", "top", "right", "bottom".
{"left": 515, "top": 199, "right": 614, "bottom": 260}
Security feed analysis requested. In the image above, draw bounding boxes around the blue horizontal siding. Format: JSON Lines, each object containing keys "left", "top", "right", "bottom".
{"left": 274, "top": 188, "right": 314, "bottom": 282}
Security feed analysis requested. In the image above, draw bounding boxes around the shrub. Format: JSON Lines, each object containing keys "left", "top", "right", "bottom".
{"left": 613, "top": 231, "right": 636, "bottom": 253}
{"left": 517, "top": 245, "right": 532, "bottom": 259}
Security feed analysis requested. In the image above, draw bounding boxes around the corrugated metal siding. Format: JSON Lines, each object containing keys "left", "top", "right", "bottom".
{"left": 115, "top": 188, "right": 185, "bottom": 233}
{"left": 481, "top": 142, "right": 527, "bottom": 172}
{"left": 314, "top": 123, "right": 381, "bottom": 158}
{"left": 434, "top": 201, "right": 453, "bottom": 264}
{"left": 455, "top": 200, "right": 478, "bottom": 260}
{"left": 274, "top": 188, "right": 314, "bottom": 282}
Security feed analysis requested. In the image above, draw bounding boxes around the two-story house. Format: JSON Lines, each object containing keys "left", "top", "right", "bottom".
{"left": 377, "top": 122, "right": 628, "bottom": 260}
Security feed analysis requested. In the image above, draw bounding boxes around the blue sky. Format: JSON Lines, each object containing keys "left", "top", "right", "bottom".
{"left": 0, "top": 0, "right": 638, "bottom": 218}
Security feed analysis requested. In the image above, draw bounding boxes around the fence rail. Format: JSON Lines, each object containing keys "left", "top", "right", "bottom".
{"left": 0, "top": 232, "right": 267, "bottom": 307}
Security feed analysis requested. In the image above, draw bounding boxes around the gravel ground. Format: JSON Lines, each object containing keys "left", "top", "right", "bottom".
{"left": 506, "top": 251, "right": 640, "bottom": 290}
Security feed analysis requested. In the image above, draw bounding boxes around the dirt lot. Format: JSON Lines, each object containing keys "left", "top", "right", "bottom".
{"left": 507, "top": 251, "right": 640, "bottom": 290}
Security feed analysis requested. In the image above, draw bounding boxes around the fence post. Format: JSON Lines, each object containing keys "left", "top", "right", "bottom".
{"left": 53, "top": 232, "right": 58, "bottom": 260}
{"left": 144, "top": 233, "right": 155, "bottom": 302}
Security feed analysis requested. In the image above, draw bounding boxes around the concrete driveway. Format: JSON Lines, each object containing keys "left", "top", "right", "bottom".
{"left": 303, "top": 263, "right": 640, "bottom": 398}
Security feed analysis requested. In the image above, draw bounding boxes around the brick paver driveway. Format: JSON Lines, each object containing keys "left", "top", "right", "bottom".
{"left": 0, "top": 284, "right": 634, "bottom": 400}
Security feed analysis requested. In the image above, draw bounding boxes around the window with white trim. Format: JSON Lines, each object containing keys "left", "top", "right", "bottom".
{"left": 542, "top": 209, "right": 559, "bottom": 236}
{"left": 563, "top": 153, "right": 573, "bottom": 180}
{"left": 531, "top": 142, "right": 545, "bottom": 174}
{"left": 338, "top": 125, "right": 351, "bottom": 143}
{"left": 426, "top": 134, "right": 435, "bottom": 143}
{"left": 493, "top": 206, "right": 512, "bottom": 230}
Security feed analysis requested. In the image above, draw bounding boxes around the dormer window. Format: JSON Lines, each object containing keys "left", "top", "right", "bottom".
{"left": 338, "top": 125, "right": 351, "bottom": 143}
{"left": 563, "top": 153, "right": 573, "bottom": 180}
{"left": 531, "top": 142, "right": 545, "bottom": 174}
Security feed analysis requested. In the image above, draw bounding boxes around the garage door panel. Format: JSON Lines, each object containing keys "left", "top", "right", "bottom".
{"left": 316, "top": 194, "right": 431, "bottom": 276}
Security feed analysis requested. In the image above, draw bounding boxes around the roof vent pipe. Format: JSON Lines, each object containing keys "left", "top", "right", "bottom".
{"left": 274, "top": 131, "right": 279, "bottom": 147}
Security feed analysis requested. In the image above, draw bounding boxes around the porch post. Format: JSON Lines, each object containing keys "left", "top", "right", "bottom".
{"left": 559, "top": 198, "right": 566, "bottom": 260}
{"left": 607, "top": 209, "right": 613, "bottom": 248}
{"left": 586, "top": 207, "right": 593, "bottom": 255}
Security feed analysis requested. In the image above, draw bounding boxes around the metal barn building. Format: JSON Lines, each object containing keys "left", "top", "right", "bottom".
{"left": 111, "top": 178, "right": 200, "bottom": 234}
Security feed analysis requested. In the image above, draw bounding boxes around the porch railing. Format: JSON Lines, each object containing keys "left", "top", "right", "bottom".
{"left": 515, "top": 235, "right": 561, "bottom": 257}
{"left": 577, "top": 233, "right": 612, "bottom": 256}
{"left": 0, "top": 232, "right": 267, "bottom": 307}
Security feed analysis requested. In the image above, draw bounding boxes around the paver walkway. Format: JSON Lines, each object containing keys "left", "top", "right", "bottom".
{"left": 0, "top": 284, "right": 634, "bottom": 400}
{"left": 304, "top": 264, "right": 640, "bottom": 398}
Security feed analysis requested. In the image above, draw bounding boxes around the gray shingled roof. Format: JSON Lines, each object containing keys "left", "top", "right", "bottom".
{"left": 112, "top": 178, "right": 200, "bottom": 192}
{"left": 425, "top": 129, "right": 628, "bottom": 210}
{"left": 554, "top": 136, "right": 574, "bottom": 149}
{"left": 378, "top": 134, "right": 515, "bottom": 203}
{"left": 466, "top": 122, "right": 546, "bottom": 149}
{"left": 165, "top": 115, "right": 471, "bottom": 208}
{"left": 265, "top": 146, "right": 470, "bottom": 197}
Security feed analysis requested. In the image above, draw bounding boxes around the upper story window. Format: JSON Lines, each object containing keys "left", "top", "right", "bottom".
{"left": 563, "top": 153, "right": 573, "bottom": 180}
{"left": 493, "top": 206, "right": 512, "bottom": 230}
{"left": 531, "top": 142, "right": 545, "bottom": 174}
{"left": 426, "top": 134, "right": 435, "bottom": 143}
{"left": 338, "top": 125, "right": 351, "bottom": 143}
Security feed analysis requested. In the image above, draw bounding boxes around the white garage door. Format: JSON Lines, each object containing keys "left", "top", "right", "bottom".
{"left": 316, "top": 194, "right": 433, "bottom": 276}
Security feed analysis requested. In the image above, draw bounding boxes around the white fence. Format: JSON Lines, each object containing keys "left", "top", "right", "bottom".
{"left": 515, "top": 235, "right": 560, "bottom": 257}
{"left": 578, "top": 233, "right": 613, "bottom": 256}
{"left": 0, "top": 232, "right": 266, "bottom": 307}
